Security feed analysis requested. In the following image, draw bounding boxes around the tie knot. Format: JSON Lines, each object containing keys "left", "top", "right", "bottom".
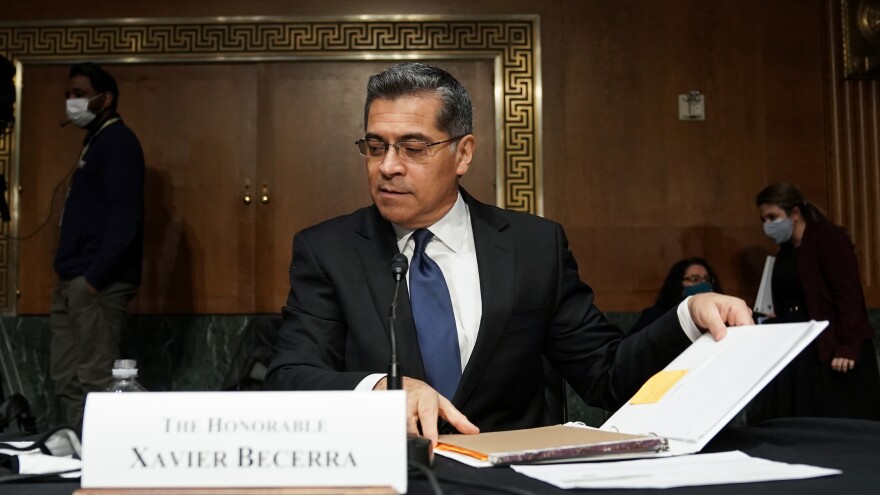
{"left": 412, "top": 228, "right": 434, "bottom": 254}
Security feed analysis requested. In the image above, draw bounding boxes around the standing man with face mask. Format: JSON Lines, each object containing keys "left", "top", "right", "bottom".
{"left": 51, "top": 62, "right": 145, "bottom": 433}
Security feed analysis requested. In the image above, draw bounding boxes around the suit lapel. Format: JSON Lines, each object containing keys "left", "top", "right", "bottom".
{"left": 354, "top": 206, "right": 426, "bottom": 381}
{"left": 453, "top": 191, "right": 514, "bottom": 406}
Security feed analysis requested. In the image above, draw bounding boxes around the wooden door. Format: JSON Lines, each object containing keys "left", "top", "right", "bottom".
{"left": 17, "top": 63, "right": 259, "bottom": 313}
{"left": 15, "top": 65, "right": 83, "bottom": 314}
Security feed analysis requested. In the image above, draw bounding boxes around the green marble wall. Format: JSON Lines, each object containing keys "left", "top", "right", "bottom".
{"left": 1, "top": 311, "right": 879, "bottom": 432}
{"left": 0, "top": 315, "right": 256, "bottom": 431}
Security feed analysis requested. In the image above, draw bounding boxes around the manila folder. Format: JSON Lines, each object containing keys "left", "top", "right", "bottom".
{"left": 437, "top": 424, "right": 667, "bottom": 466}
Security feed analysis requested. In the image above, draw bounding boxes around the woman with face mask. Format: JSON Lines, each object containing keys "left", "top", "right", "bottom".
{"left": 628, "top": 257, "right": 721, "bottom": 335}
{"left": 750, "top": 183, "right": 880, "bottom": 421}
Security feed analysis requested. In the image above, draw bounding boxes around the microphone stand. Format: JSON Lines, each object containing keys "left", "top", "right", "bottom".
{"left": 387, "top": 253, "right": 408, "bottom": 391}
{"left": 387, "top": 254, "right": 433, "bottom": 469}
{"left": 387, "top": 274, "right": 403, "bottom": 391}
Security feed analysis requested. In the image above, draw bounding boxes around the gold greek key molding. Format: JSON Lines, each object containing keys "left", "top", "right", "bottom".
{"left": 0, "top": 16, "right": 542, "bottom": 312}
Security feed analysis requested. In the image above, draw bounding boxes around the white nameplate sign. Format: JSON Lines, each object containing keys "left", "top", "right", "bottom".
{"left": 81, "top": 391, "right": 407, "bottom": 493}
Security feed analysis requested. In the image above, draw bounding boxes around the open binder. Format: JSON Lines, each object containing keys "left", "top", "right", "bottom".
{"left": 602, "top": 320, "right": 826, "bottom": 456}
{"left": 438, "top": 321, "right": 827, "bottom": 465}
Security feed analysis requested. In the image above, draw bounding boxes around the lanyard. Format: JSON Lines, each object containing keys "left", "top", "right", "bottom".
{"left": 62, "top": 117, "right": 121, "bottom": 227}
{"left": 77, "top": 117, "right": 121, "bottom": 167}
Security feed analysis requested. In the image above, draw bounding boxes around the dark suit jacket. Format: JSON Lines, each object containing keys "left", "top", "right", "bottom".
{"left": 791, "top": 220, "right": 873, "bottom": 362}
{"left": 266, "top": 189, "right": 690, "bottom": 432}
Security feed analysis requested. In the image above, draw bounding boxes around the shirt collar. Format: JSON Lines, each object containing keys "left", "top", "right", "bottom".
{"left": 393, "top": 192, "right": 468, "bottom": 253}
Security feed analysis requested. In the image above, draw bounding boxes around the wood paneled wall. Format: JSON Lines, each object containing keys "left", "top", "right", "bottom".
{"left": 5, "top": 0, "right": 878, "bottom": 311}
{"left": 823, "top": 0, "right": 880, "bottom": 304}
{"left": 548, "top": 0, "right": 834, "bottom": 309}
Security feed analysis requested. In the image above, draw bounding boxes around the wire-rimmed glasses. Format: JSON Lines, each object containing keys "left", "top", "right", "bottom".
{"left": 355, "top": 136, "right": 463, "bottom": 162}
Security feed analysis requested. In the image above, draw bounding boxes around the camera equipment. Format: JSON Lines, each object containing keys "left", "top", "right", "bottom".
{"left": 0, "top": 55, "right": 14, "bottom": 139}
{"left": 0, "top": 56, "right": 15, "bottom": 224}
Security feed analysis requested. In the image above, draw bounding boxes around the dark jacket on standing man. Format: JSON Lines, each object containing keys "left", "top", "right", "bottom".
{"left": 54, "top": 118, "right": 145, "bottom": 290}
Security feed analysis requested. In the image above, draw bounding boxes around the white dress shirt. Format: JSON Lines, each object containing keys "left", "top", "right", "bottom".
{"left": 393, "top": 193, "right": 483, "bottom": 368}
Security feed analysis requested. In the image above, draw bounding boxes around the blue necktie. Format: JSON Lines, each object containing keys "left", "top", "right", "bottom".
{"left": 409, "top": 228, "right": 461, "bottom": 400}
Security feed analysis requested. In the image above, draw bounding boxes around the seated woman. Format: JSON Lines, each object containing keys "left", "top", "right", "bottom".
{"left": 629, "top": 257, "right": 721, "bottom": 334}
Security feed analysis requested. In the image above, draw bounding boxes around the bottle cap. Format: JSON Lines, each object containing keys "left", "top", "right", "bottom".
{"left": 112, "top": 359, "right": 138, "bottom": 378}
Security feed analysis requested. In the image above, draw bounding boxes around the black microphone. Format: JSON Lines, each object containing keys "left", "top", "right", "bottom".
{"left": 388, "top": 253, "right": 434, "bottom": 469}
{"left": 59, "top": 118, "right": 73, "bottom": 127}
{"left": 387, "top": 253, "right": 408, "bottom": 391}
{"left": 391, "top": 253, "right": 408, "bottom": 282}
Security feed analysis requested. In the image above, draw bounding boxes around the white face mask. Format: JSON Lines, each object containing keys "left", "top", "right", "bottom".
{"left": 763, "top": 217, "right": 794, "bottom": 244}
{"left": 65, "top": 94, "right": 103, "bottom": 128}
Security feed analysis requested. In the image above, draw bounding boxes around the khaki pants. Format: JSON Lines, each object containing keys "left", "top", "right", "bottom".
{"left": 49, "top": 276, "right": 137, "bottom": 433}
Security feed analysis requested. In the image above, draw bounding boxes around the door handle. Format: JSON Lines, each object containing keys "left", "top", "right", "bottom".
{"left": 260, "top": 183, "right": 269, "bottom": 205}
{"left": 243, "top": 180, "right": 252, "bottom": 205}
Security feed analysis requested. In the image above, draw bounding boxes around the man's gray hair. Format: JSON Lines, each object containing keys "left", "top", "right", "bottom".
{"left": 364, "top": 62, "right": 473, "bottom": 138}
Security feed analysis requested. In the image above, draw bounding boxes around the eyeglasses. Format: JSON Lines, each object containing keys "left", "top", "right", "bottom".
{"left": 682, "top": 275, "right": 714, "bottom": 284}
{"left": 355, "top": 136, "right": 463, "bottom": 162}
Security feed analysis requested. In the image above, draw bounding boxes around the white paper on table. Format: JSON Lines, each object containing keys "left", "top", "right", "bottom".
{"left": 435, "top": 449, "right": 494, "bottom": 468}
{"left": 14, "top": 453, "right": 81, "bottom": 478}
{"left": 511, "top": 451, "right": 840, "bottom": 489}
{"left": 0, "top": 441, "right": 38, "bottom": 455}
{"left": 0, "top": 442, "right": 81, "bottom": 479}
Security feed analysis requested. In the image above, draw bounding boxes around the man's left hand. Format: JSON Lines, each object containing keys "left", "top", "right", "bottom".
{"left": 687, "top": 293, "right": 754, "bottom": 341}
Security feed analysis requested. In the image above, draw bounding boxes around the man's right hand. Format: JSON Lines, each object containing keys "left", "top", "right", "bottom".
{"left": 373, "top": 376, "right": 479, "bottom": 445}
{"left": 687, "top": 292, "right": 754, "bottom": 341}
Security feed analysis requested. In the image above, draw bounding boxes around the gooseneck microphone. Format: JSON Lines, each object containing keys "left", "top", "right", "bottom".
{"left": 388, "top": 253, "right": 434, "bottom": 469}
{"left": 387, "top": 253, "right": 408, "bottom": 391}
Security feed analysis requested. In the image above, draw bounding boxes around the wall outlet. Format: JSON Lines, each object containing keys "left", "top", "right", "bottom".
{"left": 678, "top": 92, "right": 705, "bottom": 121}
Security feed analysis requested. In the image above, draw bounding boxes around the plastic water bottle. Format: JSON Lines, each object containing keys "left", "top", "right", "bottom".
{"left": 105, "top": 359, "right": 147, "bottom": 392}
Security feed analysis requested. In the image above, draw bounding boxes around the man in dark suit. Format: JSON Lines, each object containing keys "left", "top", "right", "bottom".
{"left": 266, "top": 62, "right": 752, "bottom": 443}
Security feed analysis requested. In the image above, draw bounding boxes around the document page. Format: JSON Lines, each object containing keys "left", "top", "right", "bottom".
{"left": 754, "top": 256, "right": 775, "bottom": 315}
{"left": 511, "top": 451, "right": 840, "bottom": 489}
{"left": 602, "top": 321, "right": 826, "bottom": 449}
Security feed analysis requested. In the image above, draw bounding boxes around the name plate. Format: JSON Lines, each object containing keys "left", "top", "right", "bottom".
{"left": 81, "top": 391, "right": 407, "bottom": 493}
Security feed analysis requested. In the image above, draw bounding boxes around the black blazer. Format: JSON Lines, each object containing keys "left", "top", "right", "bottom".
{"left": 266, "top": 189, "right": 690, "bottom": 433}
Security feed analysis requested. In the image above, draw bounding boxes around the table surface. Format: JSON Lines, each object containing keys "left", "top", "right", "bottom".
{"left": 5, "top": 417, "right": 879, "bottom": 495}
